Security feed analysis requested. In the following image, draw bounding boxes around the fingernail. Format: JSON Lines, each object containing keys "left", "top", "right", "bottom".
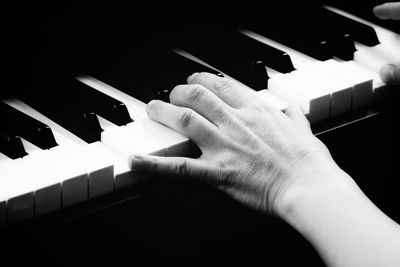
{"left": 380, "top": 64, "right": 395, "bottom": 84}
{"left": 187, "top": 72, "right": 199, "bottom": 83}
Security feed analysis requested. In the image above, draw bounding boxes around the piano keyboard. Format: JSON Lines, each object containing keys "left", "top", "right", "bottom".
{"left": 1, "top": 4, "right": 399, "bottom": 227}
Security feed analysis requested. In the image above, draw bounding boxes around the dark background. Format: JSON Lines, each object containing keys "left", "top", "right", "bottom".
{"left": 1, "top": 1, "right": 400, "bottom": 266}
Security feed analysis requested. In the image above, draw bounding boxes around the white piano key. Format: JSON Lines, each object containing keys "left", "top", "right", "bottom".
{"left": 293, "top": 67, "right": 353, "bottom": 118}
{"left": 101, "top": 119, "right": 166, "bottom": 158}
{"left": 354, "top": 44, "right": 394, "bottom": 73}
{"left": 85, "top": 141, "right": 138, "bottom": 190}
{"left": 80, "top": 142, "right": 115, "bottom": 198}
{"left": 0, "top": 152, "right": 10, "bottom": 162}
{"left": 7, "top": 192, "right": 34, "bottom": 225}
{"left": 16, "top": 150, "right": 62, "bottom": 216}
{"left": 0, "top": 159, "right": 35, "bottom": 224}
{"left": 20, "top": 138, "right": 42, "bottom": 156}
{"left": 51, "top": 145, "right": 90, "bottom": 207}
{"left": 127, "top": 118, "right": 189, "bottom": 157}
{"left": 316, "top": 60, "right": 374, "bottom": 109}
{"left": 268, "top": 73, "right": 331, "bottom": 123}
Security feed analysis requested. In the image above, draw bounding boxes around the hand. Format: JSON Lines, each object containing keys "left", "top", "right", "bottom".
{"left": 374, "top": 2, "right": 400, "bottom": 84}
{"left": 128, "top": 72, "right": 344, "bottom": 216}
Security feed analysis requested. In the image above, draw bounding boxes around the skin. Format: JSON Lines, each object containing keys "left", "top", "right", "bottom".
{"left": 128, "top": 72, "right": 400, "bottom": 267}
{"left": 127, "top": 3, "right": 400, "bottom": 266}
{"left": 373, "top": 2, "right": 400, "bottom": 84}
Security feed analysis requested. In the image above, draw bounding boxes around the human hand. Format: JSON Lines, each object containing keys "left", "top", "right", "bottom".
{"left": 128, "top": 72, "right": 345, "bottom": 216}
{"left": 373, "top": 2, "right": 400, "bottom": 84}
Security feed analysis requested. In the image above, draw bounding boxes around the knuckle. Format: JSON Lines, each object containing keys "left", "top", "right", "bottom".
{"left": 215, "top": 78, "right": 235, "bottom": 92}
{"left": 179, "top": 110, "right": 195, "bottom": 129}
{"left": 185, "top": 85, "right": 205, "bottom": 103}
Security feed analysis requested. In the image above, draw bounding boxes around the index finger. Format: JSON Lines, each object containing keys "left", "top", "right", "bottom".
{"left": 373, "top": 2, "right": 400, "bottom": 20}
{"left": 187, "top": 72, "right": 257, "bottom": 109}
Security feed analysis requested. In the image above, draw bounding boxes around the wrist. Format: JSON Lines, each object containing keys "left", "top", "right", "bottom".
{"left": 275, "top": 161, "right": 360, "bottom": 223}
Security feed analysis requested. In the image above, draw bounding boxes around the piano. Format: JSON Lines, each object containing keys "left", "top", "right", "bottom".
{"left": 1, "top": 0, "right": 400, "bottom": 266}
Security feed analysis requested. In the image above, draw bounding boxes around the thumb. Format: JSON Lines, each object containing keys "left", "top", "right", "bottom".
{"left": 373, "top": 2, "right": 400, "bottom": 20}
{"left": 379, "top": 63, "right": 400, "bottom": 85}
{"left": 128, "top": 154, "right": 216, "bottom": 183}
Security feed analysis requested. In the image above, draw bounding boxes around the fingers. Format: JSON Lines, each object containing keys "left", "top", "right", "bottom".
{"left": 169, "top": 84, "right": 232, "bottom": 125}
{"left": 187, "top": 72, "right": 257, "bottom": 109}
{"left": 285, "top": 103, "right": 311, "bottom": 131}
{"left": 128, "top": 154, "right": 215, "bottom": 183}
{"left": 379, "top": 63, "right": 400, "bottom": 84}
{"left": 146, "top": 100, "right": 217, "bottom": 147}
{"left": 373, "top": 2, "right": 400, "bottom": 20}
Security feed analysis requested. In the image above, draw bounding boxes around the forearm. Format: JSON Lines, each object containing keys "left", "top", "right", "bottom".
{"left": 279, "top": 167, "right": 400, "bottom": 267}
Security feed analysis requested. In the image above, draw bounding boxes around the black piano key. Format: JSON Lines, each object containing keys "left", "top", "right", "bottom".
{"left": 244, "top": 5, "right": 358, "bottom": 61}
{"left": 18, "top": 79, "right": 103, "bottom": 144}
{"left": 320, "top": 7, "right": 380, "bottom": 47}
{"left": 86, "top": 47, "right": 221, "bottom": 103}
{"left": 0, "top": 133, "right": 27, "bottom": 159}
{"left": 247, "top": 21, "right": 334, "bottom": 61}
{"left": 65, "top": 79, "right": 132, "bottom": 126}
{"left": 0, "top": 102, "right": 57, "bottom": 149}
{"left": 177, "top": 29, "right": 270, "bottom": 90}
{"left": 329, "top": 3, "right": 400, "bottom": 35}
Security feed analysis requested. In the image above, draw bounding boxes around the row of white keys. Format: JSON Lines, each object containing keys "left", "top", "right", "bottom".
{"left": 79, "top": 75, "right": 196, "bottom": 158}
{"left": 0, "top": 100, "right": 126, "bottom": 225}
{"left": 241, "top": 30, "right": 361, "bottom": 122}
{"left": 241, "top": 23, "right": 392, "bottom": 114}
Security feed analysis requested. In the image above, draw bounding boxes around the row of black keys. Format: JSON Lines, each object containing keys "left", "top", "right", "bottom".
{"left": 1, "top": 6, "right": 381, "bottom": 159}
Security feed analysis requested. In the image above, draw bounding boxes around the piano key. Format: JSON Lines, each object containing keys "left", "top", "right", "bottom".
{"left": 79, "top": 77, "right": 193, "bottom": 158}
{"left": 78, "top": 76, "right": 149, "bottom": 121}
{"left": 244, "top": 10, "right": 335, "bottom": 61}
{"left": 268, "top": 73, "right": 331, "bottom": 123}
{"left": 280, "top": 6, "right": 358, "bottom": 60}
{"left": 3, "top": 98, "right": 87, "bottom": 146}
{"left": 0, "top": 101, "right": 58, "bottom": 149}
{"left": 293, "top": 68, "right": 353, "bottom": 118}
{"left": 320, "top": 6, "right": 380, "bottom": 47}
{"left": 242, "top": 29, "right": 388, "bottom": 104}
{"left": 0, "top": 152, "right": 10, "bottom": 161}
{"left": 45, "top": 144, "right": 89, "bottom": 208}
{"left": 0, "top": 159, "right": 35, "bottom": 224}
{"left": 0, "top": 133, "right": 27, "bottom": 159}
{"left": 177, "top": 29, "right": 271, "bottom": 90}
{"left": 325, "top": 6, "right": 400, "bottom": 55}
{"left": 18, "top": 90, "right": 103, "bottom": 144}
{"left": 315, "top": 60, "right": 374, "bottom": 109}
{"left": 241, "top": 30, "right": 317, "bottom": 70}
{"left": 85, "top": 48, "right": 221, "bottom": 104}
{"left": 63, "top": 78, "right": 132, "bottom": 126}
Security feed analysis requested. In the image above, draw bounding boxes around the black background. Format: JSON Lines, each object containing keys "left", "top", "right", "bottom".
{"left": 1, "top": 1, "right": 400, "bottom": 266}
